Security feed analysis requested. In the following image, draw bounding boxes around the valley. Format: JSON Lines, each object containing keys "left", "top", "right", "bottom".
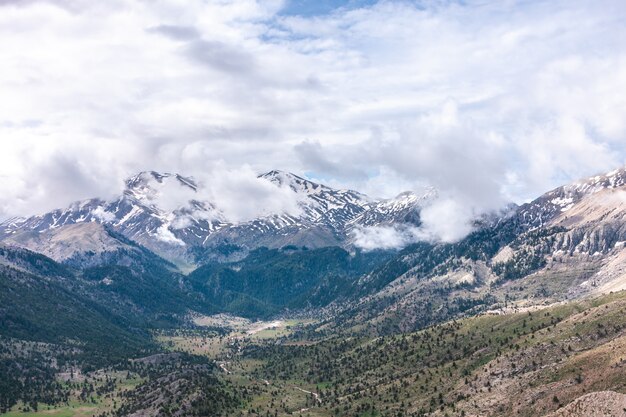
{"left": 3, "top": 168, "right": 626, "bottom": 416}
{"left": 5, "top": 292, "right": 626, "bottom": 416}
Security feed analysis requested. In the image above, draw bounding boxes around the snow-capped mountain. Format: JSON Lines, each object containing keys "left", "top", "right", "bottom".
{"left": 510, "top": 167, "right": 626, "bottom": 258}
{"left": 351, "top": 189, "right": 438, "bottom": 228}
{"left": 515, "top": 168, "right": 626, "bottom": 229}
{"left": 259, "top": 170, "right": 372, "bottom": 231}
{"left": 0, "top": 170, "right": 433, "bottom": 266}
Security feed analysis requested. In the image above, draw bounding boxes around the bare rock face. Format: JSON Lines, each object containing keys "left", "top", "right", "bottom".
{"left": 546, "top": 391, "right": 626, "bottom": 417}
{"left": 2, "top": 222, "right": 130, "bottom": 262}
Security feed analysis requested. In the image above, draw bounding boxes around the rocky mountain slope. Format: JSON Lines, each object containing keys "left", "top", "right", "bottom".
{"left": 546, "top": 391, "right": 626, "bottom": 417}
{"left": 326, "top": 167, "right": 626, "bottom": 335}
{"left": 1, "top": 222, "right": 141, "bottom": 268}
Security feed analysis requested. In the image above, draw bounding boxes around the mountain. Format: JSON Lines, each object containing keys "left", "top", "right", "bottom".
{"left": 2, "top": 222, "right": 144, "bottom": 268}
{"left": 0, "top": 170, "right": 433, "bottom": 267}
{"left": 0, "top": 244, "right": 154, "bottom": 359}
{"left": 326, "top": 167, "right": 626, "bottom": 335}
{"left": 3, "top": 166, "right": 626, "bottom": 323}
{"left": 0, "top": 229, "right": 208, "bottom": 330}
{"left": 515, "top": 167, "right": 626, "bottom": 229}
{"left": 3, "top": 167, "right": 626, "bottom": 325}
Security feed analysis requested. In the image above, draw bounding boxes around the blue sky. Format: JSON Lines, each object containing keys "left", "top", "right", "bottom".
{"left": 280, "top": 0, "right": 379, "bottom": 16}
{"left": 0, "top": 0, "right": 625, "bottom": 240}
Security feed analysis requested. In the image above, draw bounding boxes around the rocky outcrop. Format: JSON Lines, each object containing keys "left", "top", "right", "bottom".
{"left": 546, "top": 391, "right": 626, "bottom": 417}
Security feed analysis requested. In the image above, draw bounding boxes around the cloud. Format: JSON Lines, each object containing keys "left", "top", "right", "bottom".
{"left": 417, "top": 198, "right": 475, "bottom": 244}
{"left": 352, "top": 224, "right": 421, "bottom": 251}
{"left": 92, "top": 206, "right": 116, "bottom": 222}
{"left": 0, "top": 0, "right": 624, "bottom": 246}
{"left": 294, "top": 140, "right": 369, "bottom": 181}
{"left": 148, "top": 24, "right": 200, "bottom": 41}
{"left": 155, "top": 224, "right": 186, "bottom": 246}
{"left": 352, "top": 196, "right": 476, "bottom": 250}
{"left": 185, "top": 39, "right": 256, "bottom": 74}
{"left": 193, "top": 165, "right": 305, "bottom": 223}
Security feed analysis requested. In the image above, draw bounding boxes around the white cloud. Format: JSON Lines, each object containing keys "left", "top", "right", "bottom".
{"left": 352, "top": 224, "right": 422, "bottom": 251}
{"left": 155, "top": 224, "right": 186, "bottom": 246}
{"left": 92, "top": 206, "right": 115, "bottom": 223}
{"left": 193, "top": 164, "right": 305, "bottom": 223}
{"left": 0, "top": 0, "right": 624, "bottom": 243}
{"left": 418, "top": 198, "right": 475, "bottom": 244}
{"left": 352, "top": 197, "right": 476, "bottom": 250}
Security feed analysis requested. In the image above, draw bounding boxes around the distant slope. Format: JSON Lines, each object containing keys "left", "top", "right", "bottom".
{"left": 2, "top": 222, "right": 133, "bottom": 265}
{"left": 187, "top": 246, "right": 394, "bottom": 318}
{"left": 0, "top": 260, "right": 151, "bottom": 362}
{"left": 0, "top": 243, "right": 204, "bottom": 330}
{"left": 546, "top": 391, "right": 626, "bottom": 417}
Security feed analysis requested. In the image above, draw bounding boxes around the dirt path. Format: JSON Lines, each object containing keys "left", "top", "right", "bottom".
{"left": 218, "top": 362, "right": 231, "bottom": 374}
{"left": 293, "top": 386, "right": 321, "bottom": 403}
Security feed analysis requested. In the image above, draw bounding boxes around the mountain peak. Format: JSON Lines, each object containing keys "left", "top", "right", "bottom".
{"left": 543, "top": 167, "right": 626, "bottom": 208}
{"left": 258, "top": 169, "right": 307, "bottom": 183}
{"left": 565, "top": 166, "right": 626, "bottom": 193}
{"left": 258, "top": 169, "right": 295, "bottom": 179}
{"left": 126, "top": 171, "right": 197, "bottom": 189}
{"left": 258, "top": 170, "right": 328, "bottom": 194}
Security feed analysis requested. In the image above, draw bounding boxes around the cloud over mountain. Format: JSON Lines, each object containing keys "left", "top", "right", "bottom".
{"left": 0, "top": 0, "right": 624, "bottom": 236}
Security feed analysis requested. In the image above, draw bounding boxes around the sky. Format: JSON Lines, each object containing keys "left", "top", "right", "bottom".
{"left": 0, "top": 0, "right": 625, "bottom": 243}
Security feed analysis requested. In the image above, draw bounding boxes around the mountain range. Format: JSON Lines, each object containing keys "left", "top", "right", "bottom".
{"left": 0, "top": 170, "right": 433, "bottom": 268}
{"left": 1, "top": 166, "right": 626, "bottom": 322}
